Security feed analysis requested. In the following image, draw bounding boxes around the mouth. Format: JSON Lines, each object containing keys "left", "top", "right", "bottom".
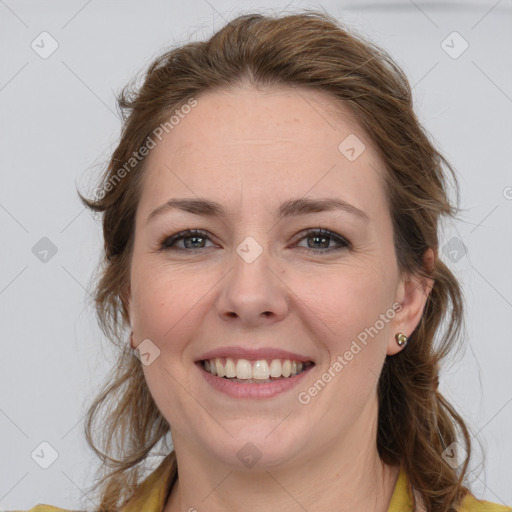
{"left": 198, "top": 357, "right": 315, "bottom": 383}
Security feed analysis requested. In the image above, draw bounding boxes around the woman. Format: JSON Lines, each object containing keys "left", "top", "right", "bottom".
{"left": 28, "top": 10, "right": 510, "bottom": 512}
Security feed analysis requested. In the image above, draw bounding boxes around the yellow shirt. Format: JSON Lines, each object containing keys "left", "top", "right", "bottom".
{"left": 24, "top": 464, "right": 512, "bottom": 512}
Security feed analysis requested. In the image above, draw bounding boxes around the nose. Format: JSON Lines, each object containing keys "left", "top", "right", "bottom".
{"left": 216, "top": 243, "right": 289, "bottom": 328}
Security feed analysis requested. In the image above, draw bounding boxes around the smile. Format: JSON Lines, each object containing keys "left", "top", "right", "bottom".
{"left": 202, "top": 357, "right": 314, "bottom": 381}
{"left": 197, "top": 358, "right": 316, "bottom": 399}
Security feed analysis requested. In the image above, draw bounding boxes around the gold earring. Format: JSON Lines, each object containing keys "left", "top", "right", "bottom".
{"left": 395, "top": 333, "right": 408, "bottom": 347}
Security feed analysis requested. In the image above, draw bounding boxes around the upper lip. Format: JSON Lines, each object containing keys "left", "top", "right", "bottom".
{"left": 195, "top": 346, "right": 315, "bottom": 363}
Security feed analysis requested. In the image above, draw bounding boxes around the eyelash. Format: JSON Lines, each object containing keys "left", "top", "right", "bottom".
{"left": 158, "top": 228, "right": 351, "bottom": 255}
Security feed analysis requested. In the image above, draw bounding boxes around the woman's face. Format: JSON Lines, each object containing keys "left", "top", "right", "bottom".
{"left": 126, "top": 85, "right": 430, "bottom": 470}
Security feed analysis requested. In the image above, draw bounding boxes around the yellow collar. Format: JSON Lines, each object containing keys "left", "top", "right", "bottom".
{"left": 120, "top": 458, "right": 173, "bottom": 511}
{"left": 387, "top": 464, "right": 414, "bottom": 511}
{"left": 121, "top": 461, "right": 413, "bottom": 512}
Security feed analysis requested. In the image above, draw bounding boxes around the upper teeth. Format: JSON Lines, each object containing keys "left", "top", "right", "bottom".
{"left": 203, "top": 358, "right": 311, "bottom": 379}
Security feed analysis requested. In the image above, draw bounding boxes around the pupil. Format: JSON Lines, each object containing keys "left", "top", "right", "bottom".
{"left": 185, "top": 236, "right": 203, "bottom": 248}
{"left": 310, "top": 235, "right": 328, "bottom": 249}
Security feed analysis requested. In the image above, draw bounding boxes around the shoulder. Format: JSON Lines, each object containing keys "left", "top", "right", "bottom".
{"left": 26, "top": 506, "right": 80, "bottom": 512}
{"left": 460, "top": 493, "right": 512, "bottom": 511}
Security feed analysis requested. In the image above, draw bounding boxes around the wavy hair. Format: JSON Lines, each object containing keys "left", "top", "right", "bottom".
{"left": 79, "top": 10, "right": 473, "bottom": 511}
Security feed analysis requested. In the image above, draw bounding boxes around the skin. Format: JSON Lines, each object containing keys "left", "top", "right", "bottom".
{"left": 125, "top": 84, "right": 434, "bottom": 512}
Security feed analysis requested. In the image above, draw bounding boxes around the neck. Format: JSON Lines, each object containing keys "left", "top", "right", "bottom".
{"left": 164, "top": 398, "right": 399, "bottom": 512}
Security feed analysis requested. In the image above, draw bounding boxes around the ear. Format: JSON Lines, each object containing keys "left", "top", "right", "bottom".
{"left": 387, "top": 248, "right": 435, "bottom": 356}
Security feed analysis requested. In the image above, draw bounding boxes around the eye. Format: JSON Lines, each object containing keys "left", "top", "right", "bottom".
{"left": 158, "top": 229, "right": 214, "bottom": 251}
{"left": 294, "top": 228, "right": 350, "bottom": 254}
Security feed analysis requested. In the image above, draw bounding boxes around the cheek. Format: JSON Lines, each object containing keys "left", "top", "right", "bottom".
{"left": 297, "top": 261, "right": 393, "bottom": 335}
{"left": 289, "top": 265, "right": 394, "bottom": 433}
{"left": 130, "top": 261, "right": 208, "bottom": 416}
{"left": 295, "top": 264, "right": 395, "bottom": 393}
{"left": 129, "top": 259, "right": 206, "bottom": 351}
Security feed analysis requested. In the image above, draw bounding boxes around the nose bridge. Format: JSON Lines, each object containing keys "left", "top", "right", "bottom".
{"left": 231, "top": 232, "right": 273, "bottom": 301}
{"left": 216, "top": 231, "right": 288, "bottom": 324}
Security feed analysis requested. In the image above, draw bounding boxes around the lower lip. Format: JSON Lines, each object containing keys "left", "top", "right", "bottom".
{"left": 196, "top": 362, "right": 315, "bottom": 399}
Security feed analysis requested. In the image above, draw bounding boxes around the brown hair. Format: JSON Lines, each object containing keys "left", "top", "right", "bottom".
{"left": 80, "top": 10, "right": 473, "bottom": 511}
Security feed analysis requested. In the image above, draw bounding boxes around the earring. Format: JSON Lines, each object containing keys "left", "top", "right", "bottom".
{"left": 395, "top": 332, "right": 408, "bottom": 347}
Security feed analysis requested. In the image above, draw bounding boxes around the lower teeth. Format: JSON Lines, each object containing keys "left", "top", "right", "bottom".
{"left": 223, "top": 375, "right": 296, "bottom": 383}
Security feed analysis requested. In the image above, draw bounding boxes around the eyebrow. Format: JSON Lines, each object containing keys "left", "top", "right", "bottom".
{"left": 146, "top": 197, "right": 370, "bottom": 224}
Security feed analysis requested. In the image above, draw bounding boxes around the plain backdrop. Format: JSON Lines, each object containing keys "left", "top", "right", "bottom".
{"left": 1, "top": 0, "right": 511, "bottom": 510}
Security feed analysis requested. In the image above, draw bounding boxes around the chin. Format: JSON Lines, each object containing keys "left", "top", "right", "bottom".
{"left": 201, "top": 427, "right": 309, "bottom": 471}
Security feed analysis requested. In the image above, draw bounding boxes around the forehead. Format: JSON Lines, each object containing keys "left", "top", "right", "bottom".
{"left": 138, "top": 85, "right": 388, "bottom": 222}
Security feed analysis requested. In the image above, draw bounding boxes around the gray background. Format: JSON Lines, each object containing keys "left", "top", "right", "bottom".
{"left": 1, "top": 0, "right": 511, "bottom": 509}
